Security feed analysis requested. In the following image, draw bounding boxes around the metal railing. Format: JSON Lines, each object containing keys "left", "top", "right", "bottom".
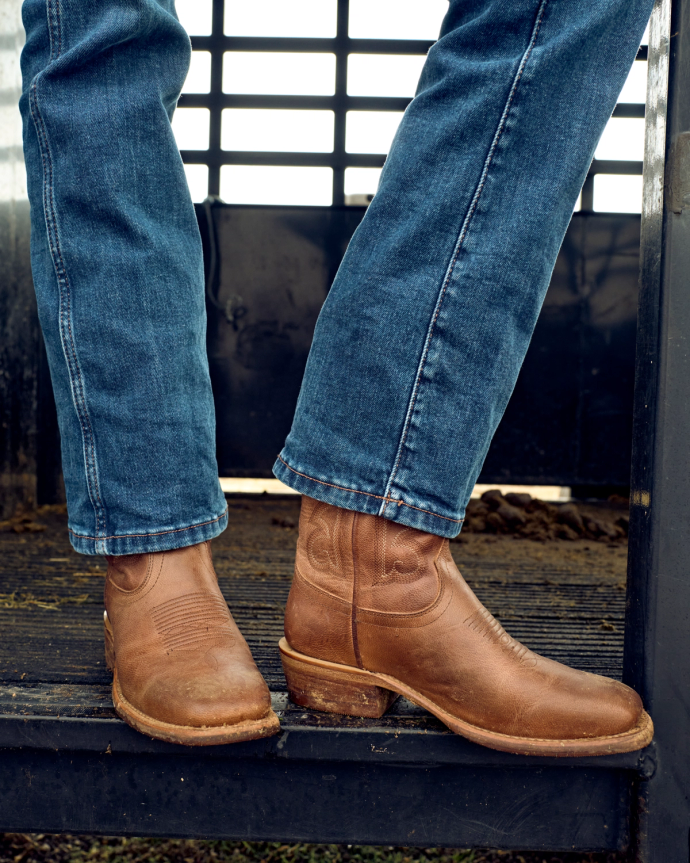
{"left": 177, "top": 0, "right": 647, "bottom": 208}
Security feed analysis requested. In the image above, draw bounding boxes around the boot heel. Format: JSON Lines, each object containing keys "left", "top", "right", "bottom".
{"left": 104, "top": 611, "right": 115, "bottom": 672}
{"left": 279, "top": 640, "right": 398, "bottom": 718}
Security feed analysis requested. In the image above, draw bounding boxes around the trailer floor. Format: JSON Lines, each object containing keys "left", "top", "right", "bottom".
{"left": 0, "top": 497, "right": 636, "bottom": 858}
{"left": 0, "top": 496, "right": 628, "bottom": 709}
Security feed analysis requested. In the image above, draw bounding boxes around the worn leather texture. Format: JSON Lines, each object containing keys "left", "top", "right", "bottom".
{"left": 105, "top": 541, "right": 272, "bottom": 728}
{"left": 285, "top": 497, "right": 644, "bottom": 741}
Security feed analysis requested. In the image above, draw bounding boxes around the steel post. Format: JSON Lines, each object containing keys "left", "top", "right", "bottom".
{"left": 624, "top": 0, "right": 690, "bottom": 858}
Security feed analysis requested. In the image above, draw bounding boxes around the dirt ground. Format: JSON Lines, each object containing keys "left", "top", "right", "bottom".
{"left": 450, "top": 491, "right": 629, "bottom": 586}
{"left": 461, "top": 491, "right": 629, "bottom": 544}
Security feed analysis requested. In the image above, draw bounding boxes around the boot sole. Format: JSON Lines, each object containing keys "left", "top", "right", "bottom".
{"left": 105, "top": 615, "right": 280, "bottom": 746}
{"left": 279, "top": 637, "right": 654, "bottom": 757}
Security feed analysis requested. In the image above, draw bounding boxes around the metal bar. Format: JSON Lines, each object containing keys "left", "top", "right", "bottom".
{"left": 625, "top": 0, "right": 671, "bottom": 728}
{"left": 191, "top": 37, "right": 646, "bottom": 58}
{"left": 332, "top": 0, "right": 350, "bottom": 206}
{"left": 612, "top": 103, "right": 646, "bottom": 119}
{"left": 180, "top": 150, "right": 386, "bottom": 169}
{"left": 206, "top": 0, "right": 225, "bottom": 196}
{"left": 179, "top": 94, "right": 411, "bottom": 112}
{"left": 181, "top": 93, "right": 643, "bottom": 119}
{"left": 588, "top": 159, "right": 644, "bottom": 175}
{"left": 0, "top": 700, "right": 646, "bottom": 769}
{"left": 0, "top": 743, "right": 632, "bottom": 849}
{"left": 623, "top": 0, "right": 690, "bottom": 859}
{"left": 191, "top": 36, "right": 435, "bottom": 54}
{"left": 182, "top": 149, "right": 639, "bottom": 178}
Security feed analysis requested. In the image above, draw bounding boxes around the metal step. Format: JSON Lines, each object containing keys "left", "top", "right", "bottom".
{"left": 0, "top": 499, "right": 644, "bottom": 851}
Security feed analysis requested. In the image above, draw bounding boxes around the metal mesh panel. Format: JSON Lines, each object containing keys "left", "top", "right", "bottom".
{"left": 177, "top": 0, "right": 646, "bottom": 209}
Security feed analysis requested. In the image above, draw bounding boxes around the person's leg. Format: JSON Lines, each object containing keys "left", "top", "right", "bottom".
{"left": 276, "top": 0, "right": 655, "bottom": 754}
{"left": 20, "top": 0, "right": 224, "bottom": 556}
{"left": 275, "top": 0, "right": 652, "bottom": 536}
{"left": 20, "top": 0, "right": 278, "bottom": 744}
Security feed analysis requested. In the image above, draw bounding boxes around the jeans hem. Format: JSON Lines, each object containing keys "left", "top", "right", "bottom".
{"left": 68, "top": 507, "right": 229, "bottom": 555}
{"left": 273, "top": 456, "right": 463, "bottom": 539}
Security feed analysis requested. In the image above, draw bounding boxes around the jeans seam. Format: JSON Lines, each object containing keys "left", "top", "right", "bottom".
{"left": 68, "top": 506, "right": 229, "bottom": 542}
{"left": 379, "top": 0, "right": 550, "bottom": 518}
{"left": 29, "top": 0, "right": 107, "bottom": 543}
{"left": 47, "top": 0, "right": 62, "bottom": 62}
{"left": 277, "top": 456, "right": 464, "bottom": 524}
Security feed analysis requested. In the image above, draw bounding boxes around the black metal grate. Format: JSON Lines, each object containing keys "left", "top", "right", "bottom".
{"left": 177, "top": 0, "right": 646, "bottom": 209}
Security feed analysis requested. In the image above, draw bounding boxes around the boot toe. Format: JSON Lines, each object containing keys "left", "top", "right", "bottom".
{"left": 128, "top": 652, "right": 272, "bottom": 729}
{"left": 580, "top": 677, "right": 645, "bottom": 738}
{"left": 140, "top": 671, "right": 271, "bottom": 728}
{"left": 530, "top": 669, "right": 645, "bottom": 741}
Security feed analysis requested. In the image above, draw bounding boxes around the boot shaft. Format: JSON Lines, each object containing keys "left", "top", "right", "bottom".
{"left": 296, "top": 496, "right": 446, "bottom": 610}
{"left": 285, "top": 497, "right": 447, "bottom": 665}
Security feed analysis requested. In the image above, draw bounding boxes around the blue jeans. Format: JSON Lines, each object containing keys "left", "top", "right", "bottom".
{"left": 20, "top": 0, "right": 227, "bottom": 555}
{"left": 21, "top": 0, "right": 652, "bottom": 554}
{"left": 275, "top": 0, "right": 653, "bottom": 536}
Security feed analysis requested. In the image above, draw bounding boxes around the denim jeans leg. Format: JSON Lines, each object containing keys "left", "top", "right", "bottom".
{"left": 20, "top": 0, "right": 227, "bottom": 555}
{"left": 274, "top": 0, "right": 654, "bottom": 537}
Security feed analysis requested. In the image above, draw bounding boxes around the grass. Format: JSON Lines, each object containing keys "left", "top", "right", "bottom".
{"left": 0, "top": 836, "right": 627, "bottom": 863}
{"left": 0, "top": 593, "right": 90, "bottom": 610}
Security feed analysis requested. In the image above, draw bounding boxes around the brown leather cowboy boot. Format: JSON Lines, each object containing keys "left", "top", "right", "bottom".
{"left": 279, "top": 497, "right": 653, "bottom": 756}
{"left": 105, "top": 541, "right": 279, "bottom": 745}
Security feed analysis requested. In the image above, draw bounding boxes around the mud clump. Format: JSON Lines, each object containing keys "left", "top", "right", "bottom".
{"left": 0, "top": 503, "right": 67, "bottom": 535}
{"left": 459, "top": 490, "right": 628, "bottom": 543}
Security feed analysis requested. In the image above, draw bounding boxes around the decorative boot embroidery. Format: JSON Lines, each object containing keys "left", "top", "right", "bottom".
{"left": 373, "top": 519, "right": 425, "bottom": 586}
{"left": 152, "top": 592, "right": 235, "bottom": 652}
{"left": 305, "top": 501, "right": 345, "bottom": 576}
{"left": 464, "top": 607, "right": 537, "bottom": 667}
